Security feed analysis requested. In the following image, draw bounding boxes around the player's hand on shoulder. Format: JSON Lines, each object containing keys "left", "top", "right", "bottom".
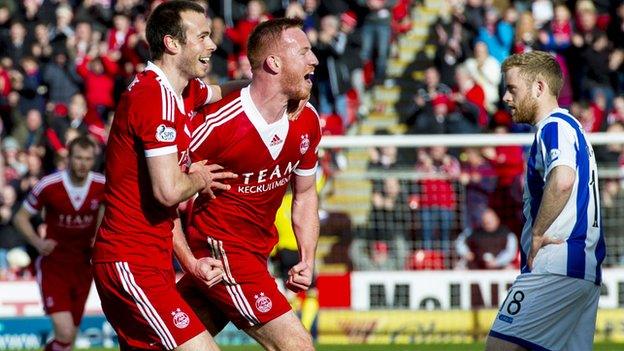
{"left": 192, "top": 256, "right": 224, "bottom": 288}
{"left": 189, "top": 161, "right": 238, "bottom": 199}
{"left": 286, "top": 261, "right": 313, "bottom": 293}
{"left": 36, "top": 238, "right": 58, "bottom": 256}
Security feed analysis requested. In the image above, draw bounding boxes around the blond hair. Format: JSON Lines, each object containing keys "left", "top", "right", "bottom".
{"left": 502, "top": 51, "right": 563, "bottom": 97}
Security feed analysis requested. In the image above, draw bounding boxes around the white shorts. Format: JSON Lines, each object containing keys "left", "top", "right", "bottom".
{"left": 489, "top": 273, "right": 600, "bottom": 351}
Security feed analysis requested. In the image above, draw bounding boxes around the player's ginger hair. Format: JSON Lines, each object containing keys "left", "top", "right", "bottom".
{"left": 502, "top": 51, "right": 564, "bottom": 98}
{"left": 247, "top": 18, "right": 304, "bottom": 71}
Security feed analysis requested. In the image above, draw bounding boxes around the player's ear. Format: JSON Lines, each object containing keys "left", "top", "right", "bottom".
{"left": 265, "top": 55, "right": 280, "bottom": 74}
{"left": 163, "top": 35, "right": 180, "bottom": 54}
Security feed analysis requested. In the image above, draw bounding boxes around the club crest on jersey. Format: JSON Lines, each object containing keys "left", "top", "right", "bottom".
{"left": 547, "top": 148, "right": 560, "bottom": 166}
{"left": 300, "top": 134, "right": 310, "bottom": 155}
{"left": 155, "top": 124, "right": 176, "bottom": 142}
{"left": 171, "top": 308, "right": 190, "bottom": 329}
{"left": 90, "top": 199, "right": 99, "bottom": 210}
{"left": 254, "top": 292, "right": 272, "bottom": 313}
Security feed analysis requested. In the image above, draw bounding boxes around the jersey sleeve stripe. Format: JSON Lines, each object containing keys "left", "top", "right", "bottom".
{"left": 168, "top": 91, "right": 175, "bottom": 122}
{"left": 293, "top": 165, "right": 317, "bottom": 177}
{"left": 145, "top": 145, "right": 178, "bottom": 157}
{"left": 192, "top": 98, "right": 242, "bottom": 138}
{"left": 32, "top": 173, "right": 62, "bottom": 196}
{"left": 159, "top": 80, "right": 167, "bottom": 122}
{"left": 190, "top": 108, "right": 241, "bottom": 152}
{"left": 22, "top": 200, "right": 39, "bottom": 215}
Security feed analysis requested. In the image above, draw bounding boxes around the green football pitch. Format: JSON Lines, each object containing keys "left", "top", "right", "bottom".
{"left": 9, "top": 343, "right": 624, "bottom": 351}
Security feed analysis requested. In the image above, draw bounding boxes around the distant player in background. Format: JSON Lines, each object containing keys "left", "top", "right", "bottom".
{"left": 177, "top": 18, "right": 320, "bottom": 351}
{"left": 486, "top": 51, "right": 606, "bottom": 350}
{"left": 91, "top": 1, "right": 239, "bottom": 350}
{"left": 13, "top": 136, "right": 105, "bottom": 351}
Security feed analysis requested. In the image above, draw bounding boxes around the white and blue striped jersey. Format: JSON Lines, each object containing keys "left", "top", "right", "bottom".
{"left": 521, "top": 108, "right": 606, "bottom": 285}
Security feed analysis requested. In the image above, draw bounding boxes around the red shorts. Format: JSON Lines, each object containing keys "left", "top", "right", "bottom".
{"left": 93, "top": 262, "right": 205, "bottom": 350}
{"left": 36, "top": 257, "right": 92, "bottom": 325}
{"left": 179, "top": 236, "right": 291, "bottom": 329}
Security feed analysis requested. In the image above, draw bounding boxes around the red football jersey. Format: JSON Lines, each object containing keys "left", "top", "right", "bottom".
{"left": 187, "top": 86, "right": 321, "bottom": 256}
{"left": 93, "top": 62, "right": 211, "bottom": 268}
{"left": 25, "top": 171, "right": 105, "bottom": 263}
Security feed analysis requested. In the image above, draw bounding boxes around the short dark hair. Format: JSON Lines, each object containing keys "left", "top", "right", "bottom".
{"left": 247, "top": 18, "right": 303, "bottom": 70}
{"left": 146, "top": 0, "right": 206, "bottom": 60}
{"left": 68, "top": 135, "right": 96, "bottom": 156}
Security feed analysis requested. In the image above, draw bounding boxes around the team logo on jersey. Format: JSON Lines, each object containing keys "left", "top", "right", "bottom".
{"left": 171, "top": 308, "right": 190, "bottom": 329}
{"left": 254, "top": 292, "right": 272, "bottom": 313}
{"left": 547, "top": 148, "right": 560, "bottom": 166}
{"left": 155, "top": 124, "right": 176, "bottom": 142}
{"left": 90, "top": 199, "right": 99, "bottom": 210}
{"left": 299, "top": 134, "right": 310, "bottom": 154}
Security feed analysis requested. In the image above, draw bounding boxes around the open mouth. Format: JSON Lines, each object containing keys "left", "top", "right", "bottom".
{"left": 304, "top": 72, "right": 314, "bottom": 83}
{"left": 199, "top": 56, "right": 211, "bottom": 64}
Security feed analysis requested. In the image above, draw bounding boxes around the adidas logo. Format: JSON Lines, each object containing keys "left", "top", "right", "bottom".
{"left": 270, "top": 134, "right": 283, "bottom": 146}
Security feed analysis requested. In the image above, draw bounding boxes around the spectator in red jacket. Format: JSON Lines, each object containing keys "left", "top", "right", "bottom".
{"left": 76, "top": 45, "right": 119, "bottom": 122}
{"left": 225, "top": 0, "right": 270, "bottom": 56}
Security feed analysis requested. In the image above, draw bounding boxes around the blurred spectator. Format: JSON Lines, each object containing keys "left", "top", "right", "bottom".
{"left": 455, "top": 208, "right": 518, "bottom": 269}
{"left": 226, "top": 0, "right": 270, "bottom": 56}
{"left": 349, "top": 237, "right": 408, "bottom": 270}
{"left": 539, "top": 3, "right": 572, "bottom": 53}
{"left": 464, "top": 42, "right": 500, "bottom": 113}
{"left": 232, "top": 55, "right": 252, "bottom": 80}
{"left": 314, "top": 15, "right": 350, "bottom": 125}
{"left": 459, "top": 147, "right": 496, "bottom": 229}
{"left": 412, "top": 146, "right": 460, "bottom": 251}
{"left": 30, "top": 24, "right": 53, "bottom": 62}
{"left": 452, "top": 64, "right": 487, "bottom": 128}
{"left": 408, "top": 93, "right": 479, "bottom": 135}
{"left": 359, "top": 0, "right": 394, "bottom": 85}
{"left": 46, "top": 94, "right": 89, "bottom": 158}
{"left": 339, "top": 11, "right": 365, "bottom": 104}
{"left": 0, "top": 184, "right": 26, "bottom": 280}
{"left": 607, "top": 96, "right": 624, "bottom": 126}
{"left": 1, "top": 22, "right": 29, "bottom": 65}
{"left": 49, "top": 4, "right": 74, "bottom": 44}
{"left": 209, "top": 17, "right": 235, "bottom": 82}
{"left": 402, "top": 66, "right": 451, "bottom": 125}
{"left": 17, "top": 56, "right": 46, "bottom": 115}
{"left": 434, "top": 15, "right": 470, "bottom": 87}
{"left": 513, "top": 12, "right": 538, "bottom": 54}
{"left": 76, "top": 46, "right": 119, "bottom": 121}
{"left": 11, "top": 108, "right": 44, "bottom": 152}
{"left": 42, "top": 51, "right": 81, "bottom": 107}
{"left": 531, "top": 0, "right": 553, "bottom": 29}
{"left": 483, "top": 125, "right": 524, "bottom": 237}
{"left": 476, "top": 7, "right": 513, "bottom": 63}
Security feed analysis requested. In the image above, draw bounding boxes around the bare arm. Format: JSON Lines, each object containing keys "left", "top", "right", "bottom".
{"left": 528, "top": 165, "right": 575, "bottom": 268}
{"left": 172, "top": 216, "right": 223, "bottom": 288}
{"left": 146, "top": 154, "right": 236, "bottom": 207}
{"left": 287, "top": 174, "right": 319, "bottom": 292}
{"left": 13, "top": 207, "right": 57, "bottom": 255}
{"left": 207, "top": 80, "right": 250, "bottom": 103}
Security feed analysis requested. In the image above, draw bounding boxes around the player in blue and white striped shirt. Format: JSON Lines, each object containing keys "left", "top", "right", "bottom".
{"left": 486, "top": 51, "right": 606, "bottom": 351}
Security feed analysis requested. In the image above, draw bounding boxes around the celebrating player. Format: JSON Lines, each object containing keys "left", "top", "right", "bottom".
{"left": 486, "top": 51, "right": 606, "bottom": 350}
{"left": 14, "top": 136, "right": 104, "bottom": 351}
{"left": 177, "top": 18, "right": 319, "bottom": 351}
{"left": 91, "top": 1, "right": 238, "bottom": 350}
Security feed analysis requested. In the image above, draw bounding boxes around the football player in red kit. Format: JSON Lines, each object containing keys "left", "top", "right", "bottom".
{"left": 14, "top": 136, "right": 104, "bottom": 351}
{"left": 177, "top": 18, "right": 320, "bottom": 351}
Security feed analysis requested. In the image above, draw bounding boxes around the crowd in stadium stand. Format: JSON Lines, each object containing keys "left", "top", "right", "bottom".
{"left": 0, "top": 0, "right": 623, "bottom": 278}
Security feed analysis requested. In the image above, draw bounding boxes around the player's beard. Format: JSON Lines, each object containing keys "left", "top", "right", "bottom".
{"left": 280, "top": 65, "right": 310, "bottom": 101}
{"left": 512, "top": 94, "right": 539, "bottom": 124}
